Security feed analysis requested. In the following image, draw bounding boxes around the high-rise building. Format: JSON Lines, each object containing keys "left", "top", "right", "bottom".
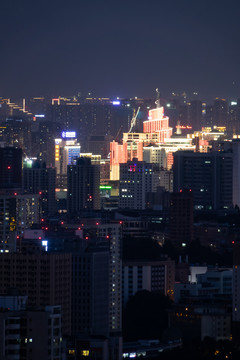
{"left": 228, "top": 100, "right": 240, "bottom": 136}
{"left": 86, "top": 135, "right": 113, "bottom": 159}
{"left": 23, "top": 160, "right": 56, "bottom": 216}
{"left": 0, "top": 193, "right": 40, "bottom": 252}
{"left": 173, "top": 150, "right": 233, "bottom": 210}
{"left": 55, "top": 133, "right": 80, "bottom": 188}
{"left": 122, "top": 258, "right": 175, "bottom": 305}
{"left": 232, "top": 139, "right": 240, "bottom": 208}
{"left": 0, "top": 118, "right": 32, "bottom": 156}
{"left": 168, "top": 190, "right": 194, "bottom": 247}
{"left": 189, "top": 100, "right": 203, "bottom": 131}
{"left": 67, "top": 157, "right": 100, "bottom": 213}
{"left": 143, "top": 106, "right": 173, "bottom": 142}
{"left": 95, "top": 224, "right": 122, "bottom": 336}
{"left": 110, "top": 103, "right": 172, "bottom": 180}
{"left": 232, "top": 243, "right": 240, "bottom": 343}
{"left": 69, "top": 238, "right": 110, "bottom": 337}
{"left": 213, "top": 98, "right": 228, "bottom": 127}
{"left": 0, "top": 252, "right": 72, "bottom": 335}
{"left": 119, "top": 160, "right": 160, "bottom": 210}
{"left": 0, "top": 304, "right": 62, "bottom": 360}
{"left": 70, "top": 223, "right": 123, "bottom": 359}
{"left": 0, "top": 147, "right": 22, "bottom": 190}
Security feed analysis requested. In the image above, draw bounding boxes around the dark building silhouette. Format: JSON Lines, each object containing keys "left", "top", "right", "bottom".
{"left": 22, "top": 161, "right": 56, "bottom": 216}
{"left": 67, "top": 157, "right": 100, "bottom": 213}
{"left": 213, "top": 98, "right": 228, "bottom": 127}
{"left": 0, "top": 305, "right": 62, "bottom": 360}
{"left": 173, "top": 150, "right": 233, "bottom": 210}
{"left": 0, "top": 118, "right": 32, "bottom": 156}
{"left": 0, "top": 251, "right": 72, "bottom": 336}
{"left": 168, "top": 190, "right": 194, "bottom": 247}
{"left": 233, "top": 243, "right": 240, "bottom": 343}
{"left": 0, "top": 147, "right": 22, "bottom": 190}
{"left": 189, "top": 100, "right": 203, "bottom": 131}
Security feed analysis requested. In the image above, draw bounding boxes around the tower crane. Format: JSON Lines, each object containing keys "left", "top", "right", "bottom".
{"left": 128, "top": 107, "right": 140, "bottom": 133}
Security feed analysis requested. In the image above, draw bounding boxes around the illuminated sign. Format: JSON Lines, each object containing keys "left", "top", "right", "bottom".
{"left": 61, "top": 131, "right": 76, "bottom": 138}
{"left": 99, "top": 185, "right": 112, "bottom": 189}
{"left": 176, "top": 125, "right": 192, "bottom": 129}
{"left": 112, "top": 101, "right": 120, "bottom": 105}
{"left": 42, "top": 240, "right": 48, "bottom": 251}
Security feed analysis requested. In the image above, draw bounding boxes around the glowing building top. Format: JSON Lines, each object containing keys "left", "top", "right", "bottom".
{"left": 143, "top": 90, "right": 172, "bottom": 142}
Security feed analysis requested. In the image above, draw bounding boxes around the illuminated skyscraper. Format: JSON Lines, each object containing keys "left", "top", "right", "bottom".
{"left": 55, "top": 132, "right": 80, "bottom": 188}
{"left": 143, "top": 106, "right": 172, "bottom": 141}
{"left": 110, "top": 103, "right": 172, "bottom": 180}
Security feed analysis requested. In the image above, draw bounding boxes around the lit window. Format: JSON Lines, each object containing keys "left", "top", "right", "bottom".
{"left": 81, "top": 350, "right": 89, "bottom": 356}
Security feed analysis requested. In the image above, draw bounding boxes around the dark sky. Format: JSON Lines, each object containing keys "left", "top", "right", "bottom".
{"left": 1, "top": 0, "right": 240, "bottom": 102}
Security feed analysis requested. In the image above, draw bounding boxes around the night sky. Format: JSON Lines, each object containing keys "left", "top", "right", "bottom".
{"left": 1, "top": 0, "right": 240, "bottom": 102}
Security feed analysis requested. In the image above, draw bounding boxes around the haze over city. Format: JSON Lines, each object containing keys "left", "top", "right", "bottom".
{"left": 1, "top": 0, "right": 240, "bottom": 101}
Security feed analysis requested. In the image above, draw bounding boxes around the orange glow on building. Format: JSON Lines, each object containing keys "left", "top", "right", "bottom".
{"left": 143, "top": 107, "right": 173, "bottom": 142}
{"left": 110, "top": 105, "right": 173, "bottom": 180}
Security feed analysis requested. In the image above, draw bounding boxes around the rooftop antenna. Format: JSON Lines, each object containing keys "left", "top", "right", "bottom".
{"left": 155, "top": 88, "right": 160, "bottom": 108}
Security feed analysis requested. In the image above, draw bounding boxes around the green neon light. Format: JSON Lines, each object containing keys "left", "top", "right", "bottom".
{"left": 99, "top": 185, "right": 112, "bottom": 189}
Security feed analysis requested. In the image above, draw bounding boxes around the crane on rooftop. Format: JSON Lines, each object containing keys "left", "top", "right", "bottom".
{"left": 128, "top": 107, "right": 140, "bottom": 133}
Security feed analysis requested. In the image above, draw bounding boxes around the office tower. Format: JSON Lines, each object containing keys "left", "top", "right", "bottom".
{"left": 0, "top": 252, "right": 72, "bottom": 335}
{"left": 232, "top": 243, "right": 240, "bottom": 342}
{"left": 96, "top": 223, "right": 122, "bottom": 359}
{"left": 67, "top": 223, "right": 122, "bottom": 359}
{"left": 143, "top": 106, "right": 173, "bottom": 142}
{"left": 143, "top": 137, "right": 195, "bottom": 170}
{"left": 67, "top": 157, "right": 100, "bottom": 213}
{"left": 31, "top": 120, "right": 59, "bottom": 167}
{"left": 55, "top": 133, "right": 81, "bottom": 188}
{"left": 204, "top": 104, "right": 214, "bottom": 127}
{"left": 189, "top": 100, "right": 203, "bottom": 131}
{"left": 173, "top": 151, "right": 233, "bottom": 210}
{"left": 168, "top": 190, "right": 194, "bottom": 247}
{"left": 119, "top": 160, "right": 160, "bottom": 210}
{"left": 0, "top": 304, "right": 62, "bottom": 360}
{"left": 213, "top": 98, "right": 228, "bottom": 127}
{"left": 143, "top": 147, "right": 167, "bottom": 169}
{"left": 23, "top": 160, "right": 56, "bottom": 216}
{"left": 0, "top": 147, "right": 22, "bottom": 190}
{"left": 0, "top": 193, "right": 40, "bottom": 252}
{"left": 110, "top": 102, "right": 172, "bottom": 181}
{"left": 232, "top": 139, "right": 240, "bottom": 208}
{"left": 228, "top": 100, "right": 240, "bottom": 136}
{"left": 159, "top": 169, "right": 173, "bottom": 192}
{"left": 70, "top": 239, "right": 110, "bottom": 337}
{"left": 122, "top": 258, "right": 175, "bottom": 305}
{"left": 0, "top": 118, "right": 32, "bottom": 156}
{"left": 86, "top": 135, "right": 112, "bottom": 158}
